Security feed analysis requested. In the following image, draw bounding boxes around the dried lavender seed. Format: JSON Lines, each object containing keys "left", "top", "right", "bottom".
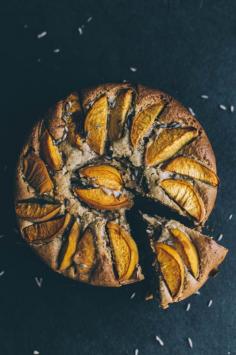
{"left": 35, "top": 277, "right": 43, "bottom": 288}
{"left": 219, "top": 104, "right": 227, "bottom": 111}
{"left": 230, "top": 105, "right": 234, "bottom": 113}
{"left": 187, "top": 337, "right": 193, "bottom": 349}
{"left": 188, "top": 107, "right": 195, "bottom": 116}
{"left": 155, "top": 335, "right": 164, "bottom": 346}
{"left": 33, "top": 351, "right": 40, "bottom": 355}
{"left": 208, "top": 299, "right": 213, "bottom": 307}
{"left": 195, "top": 290, "right": 201, "bottom": 295}
{"left": 78, "top": 27, "right": 83, "bottom": 35}
{"left": 201, "top": 95, "right": 209, "bottom": 99}
{"left": 217, "top": 233, "right": 223, "bottom": 241}
{"left": 0, "top": 234, "right": 5, "bottom": 238}
{"left": 134, "top": 349, "right": 139, "bottom": 355}
{"left": 24, "top": 24, "right": 28, "bottom": 29}
{"left": 229, "top": 214, "right": 233, "bottom": 220}
{"left": 130, "top": 67, "right": 137, "bottom": 72}
{"left": 130, "top": 292, "right": 136, "bottom": 299}
{"left": 186, "top": 303, "right": 191, "bottom": 311}
{"left": 37, "top": 31, "right": 47, "bottom": 39}
{"left": 87, "top": 16, "right": 93, "bottom": 22}
{"left": 53, "top": 48, "right": 60, "bottom": 53}
{"left": 0, "top": 271, "right": 5, "bottom": 277}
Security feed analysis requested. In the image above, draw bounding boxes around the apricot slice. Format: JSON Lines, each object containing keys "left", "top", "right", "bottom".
{"left": 160, "top": 179, "right": 205, "bottom": 222}
{"left": 23, "top": 153, "right": 53, "bottom": 194}
{"left": 73, "top": 188, "right": 132, "bottom": 210}
{"left": 107, "top": 222, "right": 139, "bottom": 282}
{"left": 130, "top": 103, "right": 164, "bottom": 148}
{"left": 59, "top": 220, "right": 80, "bottom": 271}
{"left": 23, "top": 213, "right": 71, "bottom": 242}
{"left": 170, "top": 228, "right": 199, "bottom": 278}
{"left": 84, "top": 96, "right": 108, "bottom": 155}
{"left": 15, "top": 201, "right": 61, "bottom": 222}
{"left": 108, "top": 89, "right": 133, "bottom": 141}
{"left": 73, "top": 229, "right": 96, "bottom": 275}
{"left": 67, "top": 117, "right": 83, "bottom": 148}
{"left": 41, "top": 130, "right": 63, "bottom": 171}
{"left": 145, "top": 127, "right": 198, "bottom": 167}
{"left": 79, "top": 165, "right": 123, "bottom": 190}
{"left": 164, "top": 157, "right": 219, "bottom": 187}
{"left": 156, "top": 242, "right": 185, "bottom": 297}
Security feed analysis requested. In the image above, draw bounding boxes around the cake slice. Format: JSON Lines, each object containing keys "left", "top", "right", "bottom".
{"left": 142, "top": 214, "right": 228, "bottom": 308}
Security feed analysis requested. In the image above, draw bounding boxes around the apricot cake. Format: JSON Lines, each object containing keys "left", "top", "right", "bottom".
{"left": 15, "top": 83, "right": 227, "bottom": 306}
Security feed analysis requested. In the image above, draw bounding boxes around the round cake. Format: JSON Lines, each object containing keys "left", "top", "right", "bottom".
{"left": 15, "top": 83, "right": 227, "bottom": 306}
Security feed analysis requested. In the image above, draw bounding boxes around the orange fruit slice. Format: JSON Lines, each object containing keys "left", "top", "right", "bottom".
{"left": 74, "top": 188, "right": 132, "bottom": 210}
{"left": 156, "top": 242, "right": 185, "bottom": 297}
{"left": 108, "top": 89, "right": 133, "bottom": 141}
{"left": 59, "top": 220, "right": 80, "bottom": 271}
{"left": 164, "top": 156, "right": 219, "bottom": 187}
{"left": 107, "top": 222, "right": 139, "bottom": 282}
{"left": 130, "top": 103, "right": 164, "bottom": 148}
{"left": 23, "top": 213, "right": 71, "bottom": 242}
{"left": 41, "top": 130, "right": 63, "bottom": 171}
{"left": 23, "top": 153, "right": 53, "bottom": 194}
{"left": 170, "top": 228, "right": 199, "bottom": 278}
{"left": 160, "top": 179, "right": 205, "bottom": 222}
{"left": 84, "top": 96, "right": 108, "bottom": 155}
{"left": 73, "top": 228, "right": 96, "bottom": 275}
{"left": 145, "top": 127, "right": 198, "bottom": 167}
{"left": 79, "top": 164, "right": 123, "bottom": 191}
{"left": 15, "top": 201, "right": 61, "bottom": 222}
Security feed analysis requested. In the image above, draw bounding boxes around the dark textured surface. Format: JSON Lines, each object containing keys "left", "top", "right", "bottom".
{"left": 0, "top": 1, "right": 236, "bottom": 354}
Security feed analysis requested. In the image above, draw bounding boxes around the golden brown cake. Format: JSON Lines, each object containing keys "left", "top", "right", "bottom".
{"left": 15, "top": 83, "right": 226, "bottom": 305}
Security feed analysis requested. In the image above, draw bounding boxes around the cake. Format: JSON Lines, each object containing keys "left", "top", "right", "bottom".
{"left": 15, "top": 83, "right": 227, "bottom": 306}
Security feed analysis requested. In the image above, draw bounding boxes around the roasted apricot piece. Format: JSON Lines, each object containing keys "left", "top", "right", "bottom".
{"left": 170, "top": 228, "right": 199, "bottom": 279}
{"left": 23, "top": 153, "right": 53, "bottom": 194}
{"left": 130, "top": 103, "right": 164, "bottom": 148}
{"left": 145, "top": 127, "right": 198, "bottom": 167}
{"left": 107, "top": 222, "right": 139, "bottom": 282}
{"left": 59, "top": 220, "right": 80, "bottom": 271}
{"left": 23, "top": 213, "right": 71, "bottom": 242}
{"left": 15, "top": 201, "right": 61, "bottom": 222}
{"left": 73, "top": 229, "right": 96, "bottom": 275}
{"left": 41, "top": 130, "right": 63, "bottom": 171}
{"left": 160, "top": 179, "right": 205, "bottom": 222}
{"left": 79, "top": 165, "right": 123, "bottom": 191}
{"left": 164, "top": 156, "right": 219, "bottom": 187}
{"left": 108, "top": 89, "right": 133, "bottom": 141}
{"left": 84, "top": 96, "right": 108, "bottom": 155}
{"left": 156, "top": 242, "right": 185, "bottom": 297}
{"left": 73, "top": 188, "right": 132, "bottom": 210}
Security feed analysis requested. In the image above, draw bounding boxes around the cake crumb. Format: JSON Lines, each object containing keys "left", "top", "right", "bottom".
{"left": 145, "top": 293, "right": 154, "bottom": 301}
{"left": 187, "top": 337, "right": 193, "bottom": 349}
{"left": 37, "top": 31, "right": 47, "bottom": 39}
{"left": 219, "top": 104, "right": 227, "bottom": 111}
{"left": 155, "top": 335, "right": 164, "bottom": 346}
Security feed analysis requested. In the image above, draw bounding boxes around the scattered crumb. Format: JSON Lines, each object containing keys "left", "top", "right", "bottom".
{"left": 201, "top": 94, "right": 209, "bottom": 99}
{"left": 130, "top": 67, "right": 137, "bottom": 72}
{"left": 186, "top": 303, "right": 191, "bottom": 311}
{"left": 134, "top": 349, "right": 139, "bottom": 355}
{"left": 35, "top": 277, "right": 43, "bottom": 288}
{"left": 155, "top": 335, "right": 164, "bottom": 346}
{"left": 230, "top": 105, "right": 234, "bottom": 113}
{"left": 208, "top": 299, "right": 213, "bottom": 308}
{"left": 123, "top": 79, "right": 128, "bottom": 83}
{"left": 130, "top": 292, "right": 136, "bottom": 300}
{"left": 188, "top": 107, "right": 195, "bottom": 116}
{"left": 195, "top": 290, "right": 201, "bottom": 295}
{"left": 0, "top": 271, "right": 5, "bottom": 277}
{"left": 219, "top": 104, "right": 227, "bottom": 111}
{"left": 37, "top": 31, "right": 47, "bottom": 39}
{"left": 228, "top": 214, "right": 233, "bottom": 220}
{"left": 145, "top": 293, "right": 154, "bottom": 301}
{"left": 53, "top": 48, "right": 60, "bottom": 53}
{"left": 78, "top": 27, "right": 83, "bottom": 35}
{"left": 187, "top": 337, "right": 193, "bottom": 349}
{"left": 87, "top": 16, "right": 93, "bottom": 22}
{"left": 217, "top": 233, "right": 223, "bottom": 241}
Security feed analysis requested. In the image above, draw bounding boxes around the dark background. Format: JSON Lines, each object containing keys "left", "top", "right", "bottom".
{"left": 0, "top": 0, "right": 235, "bottom": 354}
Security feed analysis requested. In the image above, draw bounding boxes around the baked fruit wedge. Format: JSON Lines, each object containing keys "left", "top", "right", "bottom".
{"left": 15, "top": 200, "right": 61, "bottom": 222}
{"left": 143, "top": 214, "right": 228, "bottom": 308}
{"left": 41, "top": 130, "right": 63, "bottom": 171}
{"left": 58, "top": 219, "right": 80, "bottom": 271}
